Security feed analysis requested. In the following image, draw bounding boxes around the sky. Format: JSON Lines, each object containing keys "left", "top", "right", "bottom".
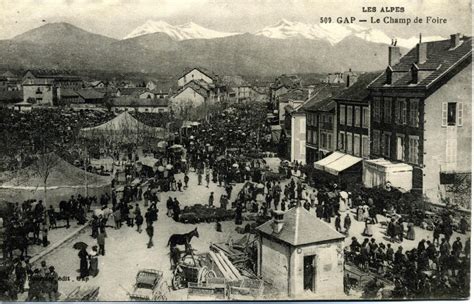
{"left": 0, "top": 0, "right": 471, "bottom": 40}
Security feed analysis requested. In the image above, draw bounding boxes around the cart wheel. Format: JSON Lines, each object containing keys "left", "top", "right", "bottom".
{"left": 172, "top": 271, "right": 186, "bottom": 290}
{"left": 153, "top": 294, "right": 167, "bottom": 301}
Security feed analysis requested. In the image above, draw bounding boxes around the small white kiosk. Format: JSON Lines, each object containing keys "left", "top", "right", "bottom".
{"left": 362, "top": 158, "right": 413, "bottom": 191}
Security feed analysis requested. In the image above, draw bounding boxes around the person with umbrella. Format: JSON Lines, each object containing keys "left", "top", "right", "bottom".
{"left": 74, "top": 242, "right": 89, "bottom": 280}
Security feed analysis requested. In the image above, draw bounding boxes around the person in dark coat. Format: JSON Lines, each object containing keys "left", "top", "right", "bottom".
{"left": 135, "top": 212, "right": 143, "bottom": 233}
{"left": 146, "top": 224, "right": 154, "bottom": 248}
{"left": 459, "top": 216, "right": 468, "bottom": 234}
{"left": 235, "top": 204, "right": 243, "bottom": 225}
{"left": 335, "top": 214, "right": 341, "bottom": 232}
{"left": 78, "top": 247, "right": 89, "bottom": 280}
{"left": 172, "top": 199, "right": 180, "bottom": 222}
{"left": 344, "top": 213, "right": 352, "bottom": 234}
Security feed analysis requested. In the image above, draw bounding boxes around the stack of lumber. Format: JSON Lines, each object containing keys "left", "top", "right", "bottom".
{"left": 65, "top": 286, "right": 100, "bottom": 301}
{"left": 209, "top": 246, "right": 243, "bottom": 282}
{"left": 210, "top": 243, "right": 248, "bottom": 264}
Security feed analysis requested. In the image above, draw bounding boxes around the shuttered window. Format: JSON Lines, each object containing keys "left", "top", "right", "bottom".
{"left": 340, "top": 105, "right": 346, "bottom": 125}
{"left": 441, "top": 102, "right": 448, "bottom": 127}
{"left": 457, "top": 102, "right": 463, "bottom": 126}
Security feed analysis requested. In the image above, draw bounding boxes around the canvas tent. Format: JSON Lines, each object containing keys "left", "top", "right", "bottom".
{"left": 79, "top": 111, "right": 166, "bottom": 143}
{"left": 314, "top": 151, "right": 362, "bottom": 176}
{"left": 363, "top": 158, "right": 413, "bottom": 191}
{"left": 0, "top": 153, "right": 112, "bottom": 206}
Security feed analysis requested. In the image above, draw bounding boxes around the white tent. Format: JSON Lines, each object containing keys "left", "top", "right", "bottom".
{"left": 363, "top": 158, "right": 413, "bottom": 191}
{"left": 79, "top": 112, "right": 166, "bottom": 143}
{"left": 314, "top": 152, "right": 362, "bottom": 176}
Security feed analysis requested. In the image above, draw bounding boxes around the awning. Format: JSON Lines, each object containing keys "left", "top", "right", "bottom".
{"left": 314, "top": 151, "right": 362, "bottom": 176}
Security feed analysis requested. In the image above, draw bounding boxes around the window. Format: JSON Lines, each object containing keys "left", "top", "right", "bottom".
{"left": 382, "top": 132, "right": 391, "bottom": 157}
{"left": 395, "top": 99, "right": 400, "bottom": 123}
{"left": 447, "top": 102, "right": 457, "bottom": 125}
{"left": 347, "top": 132, "right": 353, "bottom": 154}
{"left": 327, "top": 133, "right": 333, "bottom": 150}
{"left": 409, "top": 99, "right": 419, "bottom": 127}
{"left": 362, "top": 107, "right": 370, "bottom": 128}
{"left": 354, "top": 134, "right": 361, "bottom": 156}
{"left": 401, "top": 99, "right": 407, "bottom": 125}
{"left": 354, "top": 107, "right": 361, "bottom": 127}
{"left": 320, "top": 133, "right": 327, "bottom": 149}
{"left": 383, "top": 98, "right": 392, "bottom": 123}
{"left": 442, "top": 102, "right": 463, "bottom": 127}
{"left": 313, "top": 131, "right": 318, "bottom": 145}
{"left": 339, "top": 105, "right": 346, "bottom": 125}
{"left": 408, "top": 136, "right": 419, "bottom": 164}
{"left": 396, "top": 134, "right": 405, "bottom": 161}
{"left": 307, "top": 131, "right": 311, "bottom": 143}
{"left": 362, "top": 135, "right": 369, "bottom": 157}
{"left": 339, "top": 131, "right": 346, "bottom": 151}
{"left": 347, "top": 106, "right": 353, "bottom": 126}
{"left": 373, "top": 98, "right": 381, "bottom": 122}
{"left": 372, "top": 130, "right": 381, "bottom": 155}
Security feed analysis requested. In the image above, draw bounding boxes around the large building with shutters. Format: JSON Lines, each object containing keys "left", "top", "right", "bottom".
{"left": 368, "top": 34, "right": 472, "bottom": 207}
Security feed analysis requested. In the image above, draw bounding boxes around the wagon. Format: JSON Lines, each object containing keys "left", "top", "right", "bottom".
{"left": 128, "top": 269, "right": 168, "bottom": 301}
{"left": 172, "top": 253, "right": 218, "bottom": 290}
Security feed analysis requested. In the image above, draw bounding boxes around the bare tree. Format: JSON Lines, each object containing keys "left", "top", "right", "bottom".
{"left": 30, "top": 152, "right": 61, "bottom": 206}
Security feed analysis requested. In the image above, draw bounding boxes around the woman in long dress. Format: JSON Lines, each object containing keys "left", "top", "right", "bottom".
{"left": 78, "top": 248, "right": 89, "bottom": 280}
{"left": 406, "top": 222, "right": 416, "bottom": 240}
{"left": 89, "top": 246, "right": 99, "bottom": 277}
{"left": 363, "top": 220, "right": 374, "bottom": 237}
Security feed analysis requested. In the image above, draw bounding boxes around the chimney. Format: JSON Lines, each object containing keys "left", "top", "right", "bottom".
{"left": 272, "top": 210, "right": 285, "bottom": 234}
{"left": 388, "top": 46, "right": 401, "bottom": 66}
{"left": 450, "top": 33, "right": 461, "bottom": 49}
{"left": 416, "top": 42, "right": 427, "bottom": 64}
{"left": 307, "top": 85, "right": 314, "bottom": 99}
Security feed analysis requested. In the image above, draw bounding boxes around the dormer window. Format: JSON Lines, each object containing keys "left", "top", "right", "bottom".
{"left": 385, "top": 66, "right": 393, "bottom": 84}
{"left": 411, "top": 63, "right": 419, "bottom": 84}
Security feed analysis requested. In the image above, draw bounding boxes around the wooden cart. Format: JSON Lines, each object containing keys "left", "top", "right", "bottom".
{"left": 172, "top": 253, "right": 218, "bottom": 290}
{"left": 128, "top": 269, "right": 168, "bottom": 301}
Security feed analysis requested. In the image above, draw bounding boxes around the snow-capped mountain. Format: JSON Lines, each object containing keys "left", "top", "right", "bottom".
{"left": 123, "top": 20, "right": 240, "bottom": 40}
{"left": 254, "top": 19, "right": 445, "bottom": 48}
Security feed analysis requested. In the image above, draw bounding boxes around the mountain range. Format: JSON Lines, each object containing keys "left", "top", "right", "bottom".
{"left": 0, "top": 21, "right": 446, "bottom": 76}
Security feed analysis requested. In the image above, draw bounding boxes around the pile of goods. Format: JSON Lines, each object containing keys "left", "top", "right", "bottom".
{"left": 180, "top": 204, "right": 235, "bottom": 224}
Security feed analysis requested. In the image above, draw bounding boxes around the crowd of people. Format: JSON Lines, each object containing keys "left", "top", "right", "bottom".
{"left": 347, "top": 234, "right": 470, "bottom": 299}
{"left": 0, "top": 102, "right": 470, "bottom": 301}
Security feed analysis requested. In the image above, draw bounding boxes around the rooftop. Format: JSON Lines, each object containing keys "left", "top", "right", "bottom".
{"left": 370, "top": 36, "right": 472, "bottom": 89}
{"left": 334, "top": 72, "right": 381, "bottom": 102}
{"left": 256, "top": 206, "right": 345, "bottom": 246}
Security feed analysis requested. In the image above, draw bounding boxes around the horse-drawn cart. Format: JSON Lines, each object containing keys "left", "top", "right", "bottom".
{"left": 172, "top": 253, "right": 218, "bottom": 290}
{"left": 126, "top": 269, "right": 168, "bottom": 301}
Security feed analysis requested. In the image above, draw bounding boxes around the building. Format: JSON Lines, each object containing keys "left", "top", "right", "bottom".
{"left": 22, "top": 70, "right": 82, "bottom": 105}
{"left": 256, "top": 206, "right": 345, "bottom": 298}
{"left": 116, "top": 87, "right": 146, "bottom": 98}
{"left": 90, "top": 80, "right": 105, "bottom": 88}
{"left": 290, "top": 108, "right": 306, "bottom": 164}
{"left": 303, "top": 85, "right": 343, "bottom": 163}
{"left": 146, "top": 80, "right": 157, "bottom": 91}
{"left": 177, "top": 67, "right": 216, "bottom": 87}
{"left": 110, "top": 97, "right": 169, "bottom": 113}
{"left": 171, "top": 81, "right": 208, "bottom": 110}
{"left": 270, "top": 74, "right": 302, "bottom": 106}
{"left": 335, "top": 72, "right": 379, "bottom": 158}
{"left": 368, "top": 34, "right": 472, "bottom": 207}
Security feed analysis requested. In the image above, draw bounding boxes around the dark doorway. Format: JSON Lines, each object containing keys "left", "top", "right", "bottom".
{"left": 303, "top": 255, "right": 315, "bottom": 291}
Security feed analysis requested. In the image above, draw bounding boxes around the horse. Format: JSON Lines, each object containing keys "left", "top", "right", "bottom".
{"left": 167, "top": 227, "right": 199, "bottom": 249}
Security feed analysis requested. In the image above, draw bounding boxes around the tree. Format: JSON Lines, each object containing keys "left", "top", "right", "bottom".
{"left": 30, "top": 153, "right": 60, "bottom": 206}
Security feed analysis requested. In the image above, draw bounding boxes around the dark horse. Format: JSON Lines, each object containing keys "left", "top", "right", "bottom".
{"left": 167, "top": 227, "right": 199, "bottom": 249}
{"left": 167, "top": 228, "right": 199, "bottom": 269}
